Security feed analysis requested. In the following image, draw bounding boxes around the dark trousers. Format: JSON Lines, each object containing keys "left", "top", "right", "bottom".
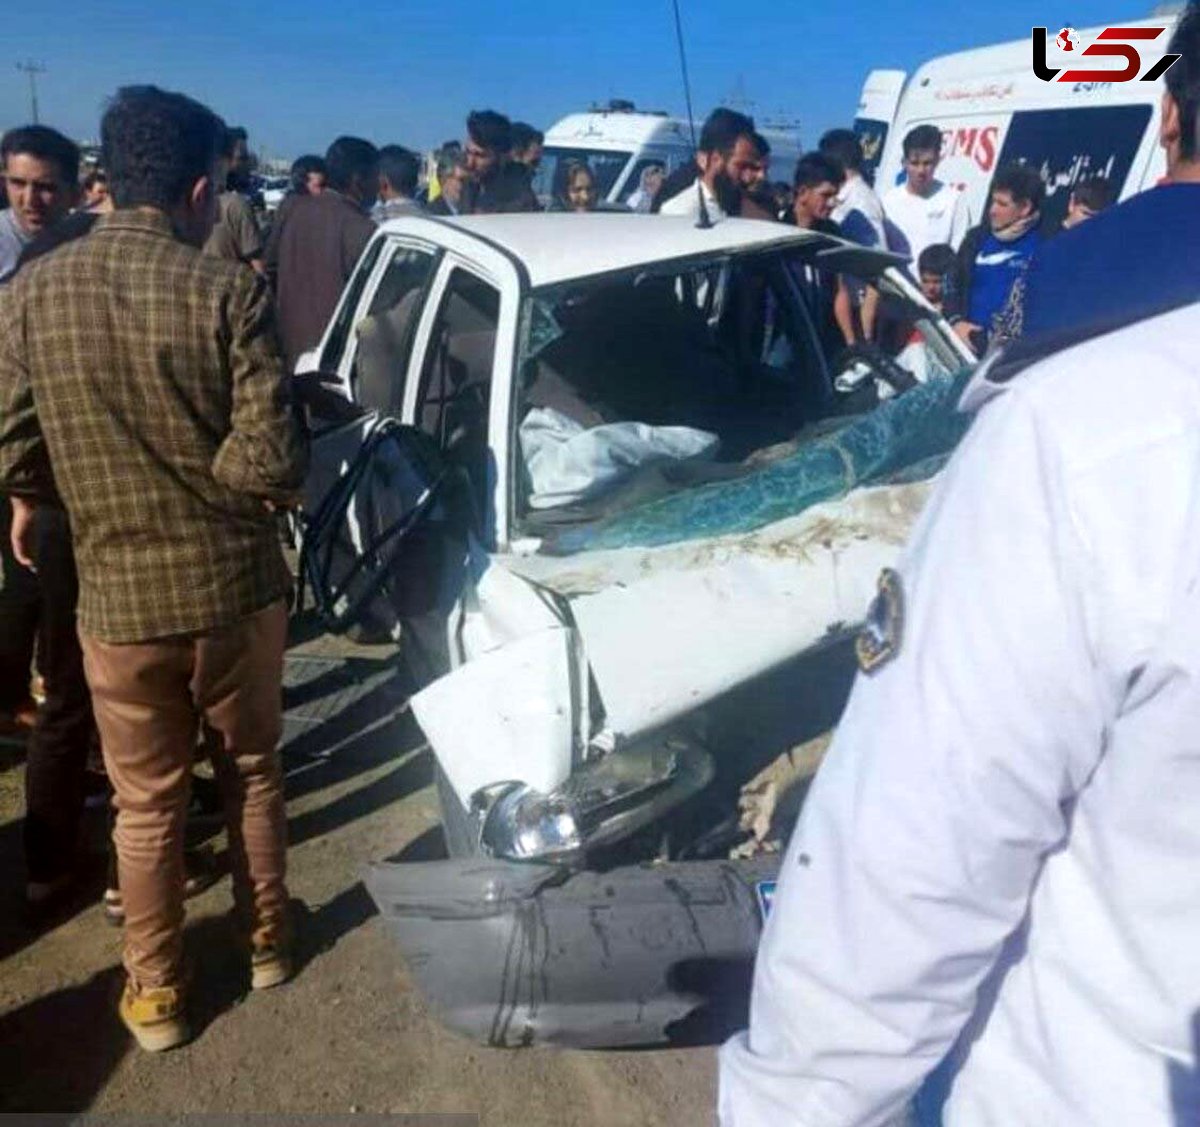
{"left": 0, "top": 504, "right": 39, "bottom": 714}
{"left": 23, "top": 508, "right": 96, "bottom": 883}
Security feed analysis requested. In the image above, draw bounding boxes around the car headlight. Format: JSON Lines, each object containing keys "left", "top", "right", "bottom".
{"left": 479, "top": 731, "right": 714, "bottom": 863}
{"left": 479, "top": 785, "right": 582, "bottom": 862}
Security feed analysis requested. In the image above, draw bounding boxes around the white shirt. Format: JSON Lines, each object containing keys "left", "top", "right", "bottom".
{"left": 881, "top": 179, "right": 971, "bottom": 265}
{"left": 0, "top": 207, "right": 34, "bottom": 283}
{"left": 372, "top": 195, "right": 420, "bottom": 222}
{"left": 719, "top": 301, "right": 1200, "bottom": 1127}
{"left": 658, "top": 179, "right": 726, "bottom": 223}
{"left": 832, "top": 174, "right": 886, "bottom": 249}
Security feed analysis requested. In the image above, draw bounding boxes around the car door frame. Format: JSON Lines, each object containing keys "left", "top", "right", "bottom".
{"left": 309, "top": 221, "right": 523, "bottom": 551}
{"left": 313, "top": 232, "right": 445, "bottom": 398}
{"left": 381, "top": 225, "right": 523, "bottom": 553}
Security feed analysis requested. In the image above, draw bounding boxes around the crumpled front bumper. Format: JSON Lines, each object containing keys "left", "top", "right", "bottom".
{"left": 365, "top": 854, "right": 779, "bottom": 1049}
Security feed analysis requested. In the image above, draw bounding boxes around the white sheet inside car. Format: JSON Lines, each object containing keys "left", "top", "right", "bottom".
{"left": 519, "top": 406, "right": 719, "bottom": 509}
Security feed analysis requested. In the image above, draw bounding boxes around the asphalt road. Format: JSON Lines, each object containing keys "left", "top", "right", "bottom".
{"left": 0, "top": 620, "right": 719, "bottom": 1125}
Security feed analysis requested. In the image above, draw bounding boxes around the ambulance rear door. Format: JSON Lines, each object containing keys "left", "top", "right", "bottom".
{"left": 853, "top": 69, "right": 906, "bottom": 186}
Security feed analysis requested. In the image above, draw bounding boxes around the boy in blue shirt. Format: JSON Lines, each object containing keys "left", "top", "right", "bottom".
{"left": 950, "top": 164, "right": 1045, "bottom": 354}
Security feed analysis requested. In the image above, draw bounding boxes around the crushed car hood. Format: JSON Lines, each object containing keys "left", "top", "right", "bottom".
{"left": 413, "top": 372, "right": 972, "bottom": 809}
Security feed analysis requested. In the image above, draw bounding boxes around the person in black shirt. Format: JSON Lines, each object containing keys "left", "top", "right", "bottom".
{"left": 790, "top": 152, "right": 855, "bottom": 356}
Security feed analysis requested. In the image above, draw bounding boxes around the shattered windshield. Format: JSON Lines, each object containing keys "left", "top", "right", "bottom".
{"left": 514, "top": 245, "right": 970, "bottom": 538}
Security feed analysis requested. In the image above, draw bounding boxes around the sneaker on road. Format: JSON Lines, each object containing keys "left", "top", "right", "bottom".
{"left": 119, "top": 980, "right": 190, "bottom": 1052}
{"left": 250, "top": 927, "right": 293, "bottom": 991}
{"left": 102, "top": 888, "right": 124, "bottom": 927}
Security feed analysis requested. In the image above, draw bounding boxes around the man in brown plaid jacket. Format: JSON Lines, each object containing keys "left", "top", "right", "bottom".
{"left": 0, "top": 86, "right": 309, "bottom": 1051}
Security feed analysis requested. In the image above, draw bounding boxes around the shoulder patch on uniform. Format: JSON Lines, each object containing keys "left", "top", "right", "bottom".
{"left": 856, "top": 568, "right": 904, "bottom": 675}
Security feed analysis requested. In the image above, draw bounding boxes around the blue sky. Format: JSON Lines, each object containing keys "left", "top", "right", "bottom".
{"left": 2, "top": 1, "right": 1146, "bottom": 161}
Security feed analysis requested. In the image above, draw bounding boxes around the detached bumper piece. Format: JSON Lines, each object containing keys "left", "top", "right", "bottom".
{"left": 365, "top": 854, "right": 779, "bottom": 1049}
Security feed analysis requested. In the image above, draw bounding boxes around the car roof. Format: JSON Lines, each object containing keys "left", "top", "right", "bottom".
{"left": 377, "top": 212, "right": 829, "bottom": 287}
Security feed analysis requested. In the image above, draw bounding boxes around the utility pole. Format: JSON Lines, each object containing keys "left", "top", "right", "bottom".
{"left": 15, "top": 61, "right": 46, "bottom": 124}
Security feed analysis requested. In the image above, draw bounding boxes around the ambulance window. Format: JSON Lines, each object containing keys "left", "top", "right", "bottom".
{"left": 992, "top": 104, "right": 1152, "bottom": 229}
{"left": 534, "top": 147, "right": 632, "bottom": 202}
{"left": 618, "top": 158, "right": 668, "bottom": 205}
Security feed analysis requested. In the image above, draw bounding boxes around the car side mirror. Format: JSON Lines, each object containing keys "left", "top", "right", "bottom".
{"left": 293, "top": 370, "right": 368, "bottom": 424}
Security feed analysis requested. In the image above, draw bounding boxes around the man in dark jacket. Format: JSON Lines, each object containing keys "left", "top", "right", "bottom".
{"left": 266, "top": 135, "right": 379, "bottom": 368}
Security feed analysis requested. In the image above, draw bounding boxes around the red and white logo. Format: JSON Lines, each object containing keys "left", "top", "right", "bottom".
{"left": 1055, "top": 27, "right": 1079, "bottom": 51}
{"left": 1033, "top": 25, "right": 1181, "bottom": 83}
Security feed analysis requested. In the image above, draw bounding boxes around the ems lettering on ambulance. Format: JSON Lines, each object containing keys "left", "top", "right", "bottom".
{"left": 935, "top": 119, "right": 1009, "bottom": 198}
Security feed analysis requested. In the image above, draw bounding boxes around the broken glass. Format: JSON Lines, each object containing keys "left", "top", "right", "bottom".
{"left": 543, "top": 367, "right": 973, "bottom": 555}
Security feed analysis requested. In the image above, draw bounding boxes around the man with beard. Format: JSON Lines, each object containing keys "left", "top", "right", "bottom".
{"left": 737, "top": 132, "right": 778, "bottom": 220}
{"left": 203, "top": 126, "right": 264, "bottom": 274}
{"left": 654, "top": 108, "right": 758, "bottom": 221}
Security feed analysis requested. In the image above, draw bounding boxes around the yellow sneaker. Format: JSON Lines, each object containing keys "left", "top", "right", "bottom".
{"left": 118, "top": 980, "right": 190, "bottom": 1052}
{"left": 250, "top": 927, "right": 293, "bottom": 991}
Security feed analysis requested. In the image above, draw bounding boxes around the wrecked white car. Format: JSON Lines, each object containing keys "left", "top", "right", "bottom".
{"left": 296, "top": 212, "right": 976, "bottom": 1048}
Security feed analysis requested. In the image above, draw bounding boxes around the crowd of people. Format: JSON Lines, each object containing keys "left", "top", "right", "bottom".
{"left": 0, "top": 90, "right": 645, "bottom": 1056}
{"left": 0, "top": 9, "right": 1198, "bottom": 1118}
{"left": 0, "top": 89, "right": 309, "bottom": 1054}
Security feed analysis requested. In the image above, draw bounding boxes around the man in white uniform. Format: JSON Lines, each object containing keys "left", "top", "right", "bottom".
{"left": 882, "top": 124, "right": 971, "bottom": 265}
{"left": 719, "top": 14, "right": 1200, "bottom": 1123}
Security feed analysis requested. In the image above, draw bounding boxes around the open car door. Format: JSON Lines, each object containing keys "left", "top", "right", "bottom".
{"left": 295, "top": 376, "right": 474, "bottom": 685}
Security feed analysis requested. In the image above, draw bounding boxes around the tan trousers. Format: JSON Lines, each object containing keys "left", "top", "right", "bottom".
{"left": 81, "top": 600, "right": 289, "bottom": 989}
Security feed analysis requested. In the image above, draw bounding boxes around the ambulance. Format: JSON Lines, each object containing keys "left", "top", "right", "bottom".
{"left": 535, "top": 101, "right": 803, "bottom": 207}
{"left": 854, "top": 9, "right": 1183, "bottom": 228}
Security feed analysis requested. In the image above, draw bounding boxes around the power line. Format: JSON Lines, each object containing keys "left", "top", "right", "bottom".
{"left": 15, "top": 60, "right": 46, "bottom": 124}
{"left": 669, "top": 0, "right": 713, "bottom": 228}
{"left": 670, "top": 0, "right": 699, "bottom": 154}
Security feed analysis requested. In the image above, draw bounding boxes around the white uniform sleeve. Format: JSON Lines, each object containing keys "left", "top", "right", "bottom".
{"left": 718, "top": 380, "right": 1141, "bottom": 1127}
{"left": 657, "top": 189, "right": 696, "bottom": 218}
{"left": 948, "top": 190, "right": 972, "bottom": 251}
